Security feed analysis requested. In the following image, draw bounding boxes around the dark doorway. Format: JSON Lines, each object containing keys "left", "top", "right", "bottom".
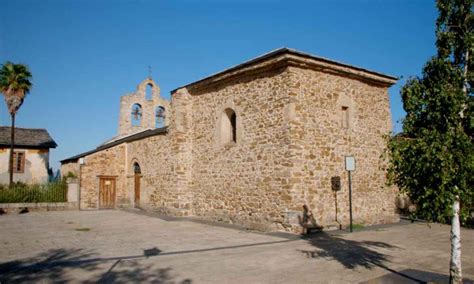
{"left": 133, "top": 162, "right": 141, "bottom": 207}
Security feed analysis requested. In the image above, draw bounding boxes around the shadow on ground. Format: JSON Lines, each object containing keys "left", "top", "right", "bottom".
{"left": 301, "top": 232, "right": 396, "bottom": 269}
{"left": 0, "top": 248, "right": 192, "bottom": 283}
{"left": 0, "top": 239, "right": 296, "bottom": 283}
{"left": 301, "top": 232, "right": 474, "bottom": 283}
{"left": 360, "top": 268, "right": 474, "bottom": 284}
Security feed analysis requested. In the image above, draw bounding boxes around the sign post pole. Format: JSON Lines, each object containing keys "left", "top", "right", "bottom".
{"left": 348, "top": 170, "right": 353, "bottom": 232}
{"left": 345, "top": 156, "right": 355, "bottom": 233}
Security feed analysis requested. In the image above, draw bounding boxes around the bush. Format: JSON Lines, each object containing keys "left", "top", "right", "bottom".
{"left": 0, "top": 181, "right": 67, "bottom": 203}
{"left": 62, "top": 171, "right": 77, "bottom": 182}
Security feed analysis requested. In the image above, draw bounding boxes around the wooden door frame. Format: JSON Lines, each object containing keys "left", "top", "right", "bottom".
{"left": 98, "top": 175, "right": 117, "bottom": 209}
{"left": 134, "top": 173, "right": 142, "bottom": 207}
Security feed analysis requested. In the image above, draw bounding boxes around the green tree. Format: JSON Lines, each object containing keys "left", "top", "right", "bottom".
{"left": 0, "top": 62, "right": 33, "bottom": 185}
{"left": 388, "top": 1, "right": 473, "bottom": 283}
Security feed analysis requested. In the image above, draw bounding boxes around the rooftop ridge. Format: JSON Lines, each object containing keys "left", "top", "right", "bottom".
{"left": 171, "top": 47, "right": 397, "bottom": 93}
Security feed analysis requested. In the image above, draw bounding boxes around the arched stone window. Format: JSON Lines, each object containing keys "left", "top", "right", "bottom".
{"left": 336, "top": 93, "right": 355, "bottom": 129}
{"left": 131, "top": 103, "right": 143, "bottom": 126}
{"left": 133, "top": 162, "right": 141, "bottom": 174}
{"left": 341, "top": 106, "right": 350, "bottom": 128}
{"left": 155, "top": 106, "right": 166, "bottom": 128}
{"left": 220, "top": 108, "right": 237, "bottom": 145}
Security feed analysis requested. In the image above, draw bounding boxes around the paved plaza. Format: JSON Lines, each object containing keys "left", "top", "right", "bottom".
{"left": 0, "top": 210, "right": 473, "bottom": 283}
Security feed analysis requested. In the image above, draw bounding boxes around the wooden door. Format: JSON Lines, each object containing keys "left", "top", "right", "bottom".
{"left": 99, "top": 177, "right": 116, "bottom": 209}
{"left": 134, "top": 173, "right": 140, "bottom": 207}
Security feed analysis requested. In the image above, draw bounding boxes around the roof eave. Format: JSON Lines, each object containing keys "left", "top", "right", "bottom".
{"left": 171, "top": 48, "right": 398, "bottom": 94}
{"left": 60, "top": 127, "right": 168, "bottom": 164}
{"left": 0, "top": 143, "right": 57, "bottom": 149}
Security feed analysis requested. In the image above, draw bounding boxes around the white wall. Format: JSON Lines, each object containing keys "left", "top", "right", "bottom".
{"left": 0, "top": 147, "right": 50, "bottom": 184}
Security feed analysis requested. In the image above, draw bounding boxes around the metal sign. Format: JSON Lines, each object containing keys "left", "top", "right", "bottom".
{"left": 345, "top": 156, "right": 355, "bottom": 171}
{"left": 331, "top": 176, "right": 341, "bottom": 191}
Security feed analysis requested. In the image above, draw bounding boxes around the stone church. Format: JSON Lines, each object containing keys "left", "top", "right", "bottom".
{"left": 61, "top": 48, "right": 399, "bottom": 232}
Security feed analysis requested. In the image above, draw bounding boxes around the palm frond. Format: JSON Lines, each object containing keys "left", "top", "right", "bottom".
{"left": 0, "top": 61, "right": 33, "bottom": 114}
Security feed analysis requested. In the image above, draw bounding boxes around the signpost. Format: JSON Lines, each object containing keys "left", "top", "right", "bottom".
{"left": 345, "top": 156, "right": 355, "bottom": 232}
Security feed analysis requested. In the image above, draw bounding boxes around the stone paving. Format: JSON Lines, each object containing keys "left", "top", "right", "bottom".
{"left": 0, "top": 210, "right": 473, "bottom": 283}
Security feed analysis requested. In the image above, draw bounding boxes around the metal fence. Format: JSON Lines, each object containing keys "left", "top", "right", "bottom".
{"left": 0, "top": 182, "right": 67, "bottom": 203}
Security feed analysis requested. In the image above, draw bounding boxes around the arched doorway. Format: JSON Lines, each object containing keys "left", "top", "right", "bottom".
{"left": 133, "top": 162, "right": 141, "bottom": 207}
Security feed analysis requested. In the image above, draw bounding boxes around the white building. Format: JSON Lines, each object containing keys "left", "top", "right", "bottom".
{"left": 0, "top": 127, "right": 57, "bottom": 184}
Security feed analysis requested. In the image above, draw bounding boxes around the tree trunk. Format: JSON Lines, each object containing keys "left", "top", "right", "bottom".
{"left": 8, "top": 113, "right": 15, "bottom": 186}
{"left": 449, "top": 196, "right": 462, "bottom": 284}
{"left": 448, "top": 43, "right": 470, "bottom": 284}
{"left": 448, "top": 45, "right": 470, "bottom": 284}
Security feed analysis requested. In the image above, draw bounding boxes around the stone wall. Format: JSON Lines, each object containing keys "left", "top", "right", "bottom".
{"left": 166, "top": 88, "right": 194, "bottom": 216}
{"left": 61, "top": 161, "right": 80, "bottom": 178}
{"left": 126, "top": 134, "right": 178, "bottom": 213}
{"left": 0, "top": 202, "right": 78, "bottom": 213}
{"left": 79, "top": 145, "right": 127, "bottom": 209}
{"left": 0, "top": 147, "right": 50, "bottom": 184}
{"left": 285, "top": 66, "right": 399, "bottom": 229}
{"left": 72, "top": 132, "right": 176, "bottom": 211}
{"left": 186, "top": 67, "right": 297, "bottom": 231}
{"left": 179, "top": 62, "right": 398, "bottom": 231}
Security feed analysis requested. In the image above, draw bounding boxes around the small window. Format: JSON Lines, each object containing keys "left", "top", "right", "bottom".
{"left": 155, "top": 106, "right": 166, "bottom": 128}
{"left": 230, "top": 112, "right": 236, "bottom": 142}
{"left": 133, "top": 162, "right": 141, "bottom": 174}
{"left": 220, "top": 108, "right": 237, "bottom": 145}
{"left": 145, "top": 84, "right": 153, "bottom": 100}
{"left": 13, "top": 152, "right": 25, "bottom": 173}
{"left": 131, "top": 103, "right": 143, "bottom": 126}
{"left": 341, "top": 106, "right": 349, "bottom": 128}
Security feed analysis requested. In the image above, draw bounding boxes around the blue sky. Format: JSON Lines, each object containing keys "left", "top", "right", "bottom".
{"left": 1, "top": 0, "right": 438, "bottom": 171}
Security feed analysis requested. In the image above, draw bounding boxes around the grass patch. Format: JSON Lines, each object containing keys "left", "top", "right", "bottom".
{"left": 75, "top": 227, "right": 91, "bottom": 232}
{"left": 351, "top": 223, "right": 365, "bottom": 230}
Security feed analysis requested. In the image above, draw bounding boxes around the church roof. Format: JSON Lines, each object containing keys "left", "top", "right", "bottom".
{"left": 0, "top": 127, "right": 57, "bottom": 149}
{"left": 171, "top": 47, "right": 397, "bottom": 93}
{"left": 60, "top": 127, "right": 167, "bottom": 163}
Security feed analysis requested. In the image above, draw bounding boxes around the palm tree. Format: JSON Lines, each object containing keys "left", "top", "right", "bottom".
{"left": 0, "top": 62, "right": 32, "bottom": 185}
